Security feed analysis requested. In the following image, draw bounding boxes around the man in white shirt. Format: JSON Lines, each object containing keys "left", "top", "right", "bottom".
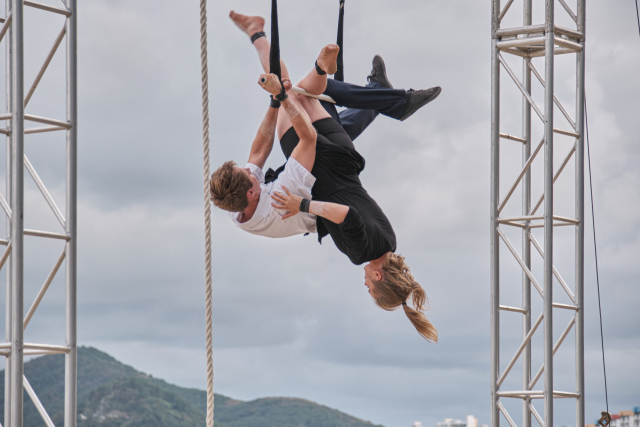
{"left": 210, "top": 43, "right": 343, "bottom": 238}
{"left": 226, "top": 159, "right": 317, "bottom": 238}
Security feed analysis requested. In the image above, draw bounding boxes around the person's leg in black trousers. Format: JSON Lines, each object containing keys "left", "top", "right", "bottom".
{"left": 320, "top": 56, "right": 441, "bottom": 141}
{"left": 320, "top": 78, "right": 408, "bottom": 141}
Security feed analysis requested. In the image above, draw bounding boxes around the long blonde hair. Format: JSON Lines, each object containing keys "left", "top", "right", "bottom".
{"left": 372, "top": 253, "right": 438, "bottom": 342}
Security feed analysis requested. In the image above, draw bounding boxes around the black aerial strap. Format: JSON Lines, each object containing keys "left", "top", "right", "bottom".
{"left": 269, "top": 0, "right": 282, "bottom": 80}
{"left": 270, "top": 0, "right": 344, "bottom": 82}
{"left": 335, "top": 0, "right": 345, "bottom": 82}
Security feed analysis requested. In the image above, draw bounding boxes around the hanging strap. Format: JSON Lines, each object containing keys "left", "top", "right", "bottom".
{"left": 335, "top": 0, "right": 345, "bottom": 82}
{"left": 270, "top": 0, "right": 344, "bottom": 82}
{"left": 269, "top": 0, "right": 282, "bottom": 80}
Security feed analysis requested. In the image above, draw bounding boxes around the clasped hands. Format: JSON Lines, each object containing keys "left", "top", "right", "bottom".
{"left": 258, "top": 73, "right": 292, "bottom": 97}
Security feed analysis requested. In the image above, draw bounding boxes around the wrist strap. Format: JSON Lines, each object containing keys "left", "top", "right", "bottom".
{"left": 250, "top": 31, "right": 266, "bottom": 44}
{"left": 299, "top": 198, "right": 311, "bottom": 213}
{"left": 315, "top": 60, "right": 327, "bottom": 75}
{"left": 274, "top": 84, "right": 288, "bottom": 102}
{"left": 270, "top": 95, "right": 281, "bottom": 109}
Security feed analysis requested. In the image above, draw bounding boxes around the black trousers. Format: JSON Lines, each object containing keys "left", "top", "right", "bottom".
{"left": 321, "top": 79, "right": 408, "bottom": 141}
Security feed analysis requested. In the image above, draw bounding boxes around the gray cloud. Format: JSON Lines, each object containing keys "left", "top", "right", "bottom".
{"left": 0, "top": 1, "right": 637, "bottom": 427}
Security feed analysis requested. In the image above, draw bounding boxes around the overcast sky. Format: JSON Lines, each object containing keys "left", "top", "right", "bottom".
{"left": 0, "top": 0, "right": 638, "bottom": 426}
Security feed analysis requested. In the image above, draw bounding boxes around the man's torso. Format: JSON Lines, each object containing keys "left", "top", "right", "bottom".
{"left": 229, "top": 160, "right": 317, "bottom": 238}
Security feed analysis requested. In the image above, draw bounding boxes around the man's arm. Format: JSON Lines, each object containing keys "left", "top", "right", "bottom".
{"left": 246, "top": 106, "right": 278, "bottom": 169}
{"left": 259, "top": 74, "right": 317, "bottom": 172}
{"left": 271, "top": 187, "right": 349, "bottom": 224}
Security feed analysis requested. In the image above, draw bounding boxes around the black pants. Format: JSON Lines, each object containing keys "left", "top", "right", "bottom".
{"left": 280, "top": 117, "right": 364, "bottom": 200}
{"left": 321, "top": 79, "right": 408, "bottom": 141}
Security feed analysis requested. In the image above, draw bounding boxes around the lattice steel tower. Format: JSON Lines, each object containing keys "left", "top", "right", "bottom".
{"left": 490, "top": 0, "right": 585, "bottom": 427}
{"left": 0, "top": 0, "right": 77, "bottom": 426}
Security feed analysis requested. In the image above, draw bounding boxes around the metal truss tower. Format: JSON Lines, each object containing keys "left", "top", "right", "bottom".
{"left": 491, "top": 0, "right": 585, "bottom": 427}
{"left": 0, "top": 0, "right": 77, "bottom": 426}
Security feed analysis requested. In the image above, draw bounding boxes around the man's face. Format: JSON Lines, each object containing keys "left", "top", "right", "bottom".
{"left": 238, "top": 167, "right": 261, "bottom": 198}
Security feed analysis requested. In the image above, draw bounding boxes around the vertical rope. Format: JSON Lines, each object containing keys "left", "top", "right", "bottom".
{"left": 585, "top": 96, "right": 609, "bottom": 414}
{"left": 199, "top": 0, "right": 214, "bottom": 425}
{"left": 335, "top": 0, "right": 345, "bottom": 82}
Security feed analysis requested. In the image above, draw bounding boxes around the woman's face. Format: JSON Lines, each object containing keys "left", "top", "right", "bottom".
{"left": 363, "top": 262, "right": 381, "bottom": 297}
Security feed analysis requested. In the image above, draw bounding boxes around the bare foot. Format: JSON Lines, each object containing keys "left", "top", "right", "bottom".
{"left": 316, "top": 44, "right": 340, "bottom": 75}
{"left": 229, "top": 11, "right": 265, "bottom": 38}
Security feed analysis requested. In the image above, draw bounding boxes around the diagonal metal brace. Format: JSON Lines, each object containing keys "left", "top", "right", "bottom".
{"left": 497, "top": 401, "right": 519, "bottom": 427}
{"left": 558, "top": 0, "right": 578, "bottom": 22}
{"left": 530, "top": 62, "right": 576, "bottom": 130}
{"left": 498, "top": 137, "right": 544, "bottom": 213}
{"left": 498, "top": 227, "right": 544, "bottom": 297}
{"left": 529, "top": 317, "right": 576, "bottom": 389}
{"left": 499, "top": 53, "right": 544, "bottom": 122}
{"left": 531, "top": 144, "right": 576, "bottom": 215}
{"left": 497, "top": 313, "right": 544, "bottom": 387}
{"left": 24, "top": 154, "right": 66, "bottom": 229}
{"left": 528, "top": 233, "right": 576, "bottom": 303}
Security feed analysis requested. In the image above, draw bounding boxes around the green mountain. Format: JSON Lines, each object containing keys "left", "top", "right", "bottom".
{"left": 0, "top": 347, "right": 383, "bottom": 427}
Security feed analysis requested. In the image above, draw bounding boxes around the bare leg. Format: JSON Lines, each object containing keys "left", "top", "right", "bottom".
{"left": 230, "top": 11, "right": 290, "bottom": 80}
{"left": 229, "top": 11, "right": 332, "bottom": 139}
{"left": 275, "top": 95, "right": 330, "bottom": 140}
{"left": 296, "top": 44, "right": 339, "bottom": 95}
{"left": 273, "top": 46, "right": 338, "bottom": 138}
{"left": 230, "top": 11, "right": 339, "bottom": 95}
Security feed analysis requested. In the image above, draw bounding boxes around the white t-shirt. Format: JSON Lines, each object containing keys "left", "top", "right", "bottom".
{"left": 229, "top": 159, "right": 317, "bottom": 238}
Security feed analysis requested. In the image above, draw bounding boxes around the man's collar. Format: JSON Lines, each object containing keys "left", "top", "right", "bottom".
{"left": 239, "top": 195, "right": 260, "bottom": 223}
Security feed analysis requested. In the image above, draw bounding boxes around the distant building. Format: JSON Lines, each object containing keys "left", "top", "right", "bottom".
{"left": 437, "top": 418, "right": 465, "bottom": 427}
{"left": 436, "top": 415, "right": 480, "bottom": 427}
{"left": 609, "top": 408, "right": 640, "bottom": 427}
{"left": 413, "top": 423, "right": 424, "bottom": 427}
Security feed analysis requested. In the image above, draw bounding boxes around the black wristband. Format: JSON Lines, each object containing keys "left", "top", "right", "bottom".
{"left": 250, "top": 31, "right": 266, "bottom": 44}
{"left": 315, "top": 60, "right": 327, "bottom": 75}
{"left": 274, "top": 84, "right": 288, "bottom": 102}
{"left": 270, "top": 95, "right": 281, "bottom": 108}
{"left": 299, "top": 198, "right": 311, "bottom": 213}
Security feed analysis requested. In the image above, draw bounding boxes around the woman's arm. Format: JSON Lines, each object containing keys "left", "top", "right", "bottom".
{"left": 258, "top": 73, "right": 317, "bottom": 172}
{"left": 271, "top": 186, "right": 349, "bottom": 224}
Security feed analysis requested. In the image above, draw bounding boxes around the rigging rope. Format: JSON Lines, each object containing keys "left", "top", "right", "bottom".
{"left": 585, "top": 95, "right": 609, "bottom": 416}
{"left": 199, "top": 0, "right": 214, "bottom": 425}
{"left": 197, "top": 4, "right": 346, "bottom": 423}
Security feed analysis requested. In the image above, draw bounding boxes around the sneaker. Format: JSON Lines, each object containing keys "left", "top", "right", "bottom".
{"left": 367, "top": 55, "right": 393, "bottom": 89}
{"left": 400, "top": 87, "right": 442, "bottom": 121}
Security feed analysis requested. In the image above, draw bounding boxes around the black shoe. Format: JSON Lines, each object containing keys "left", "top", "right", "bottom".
{"left": 400, "top": 86, "right": 442, "bottom": 121}
{"left": 367, "top": 55, "right": 393, "bottom": 89}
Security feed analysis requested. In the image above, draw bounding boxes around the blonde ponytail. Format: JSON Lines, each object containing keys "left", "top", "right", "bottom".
{"left": 372, "top": 253, "right": 438, "bottom": 342}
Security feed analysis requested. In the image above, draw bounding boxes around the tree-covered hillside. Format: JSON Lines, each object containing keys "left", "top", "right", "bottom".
{"left": 0, "top": 347, "right": 383, "bottom": 427}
